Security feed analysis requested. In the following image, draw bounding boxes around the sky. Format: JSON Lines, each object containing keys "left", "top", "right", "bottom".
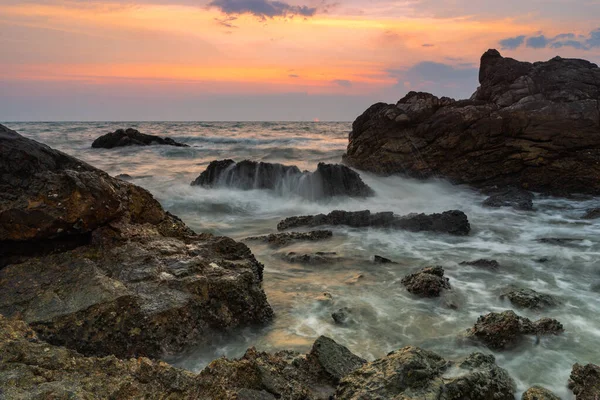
{"left": 1, "top": 0, "right": 599, "bottom": 121}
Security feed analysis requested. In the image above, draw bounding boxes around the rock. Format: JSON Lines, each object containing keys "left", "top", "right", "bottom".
{"left": 500, "top": 288, "right": 560, "bottom": 310}
{"left": 464, "top": 310, "right": 563, "bottom": 350}
{"left": 315, "top": 292, "right": 334, "bottom": 305}
{"left": 483, "top": 187, "right": 534, "bottom": 211}
{"left": 373, "top": 255, "right": 396, "bottom": 264}
{"left": 460, "top": 259, "right": 500, "bottom": 270}
{"left": 277, "top": 209, "right": 470, "bottom": 236}
{"left": 115, "top": 173, "right": 133, "bottom": 180}
{"left": 401, "top": 266, "right": 450, "bottom": 297}
{"left": 283, "top": 251, "right": 340, "bottom": 265}
{"left": 306, "top": 336, "right": 366, "bottom": 384}
{"left": 344, "top": 50, "right": 600, "bottom": 196}
{"left": 538, "top": 237, "right": 583, "bottom": 246}
{"left": 91, "top": 128, "right": 189, "bottom": 148}
{"left": 344, "top": 273, "right": 364, "bottom": 285}
{"left": 191, "top": 160, "right": 374, "bottom": 200}
{"left": 569, "top": 363, "right": 600, "bottom": 399}
{"left": 332, "top": 307, "right": 352, "bottom": 325}
{"left": 244, "top": 230, "right": 333, "bottom": 247}
{"left": 522, "top": 386, "right": 561, "bottom": 400}
{"left": 0, "top": 125, "right": 273, "bottom": 359}
{"left": 582, "top": 208, "right": 600, "bottom": 219}
{"left": 335, "top": 346, "right": 515, "bottom": 399}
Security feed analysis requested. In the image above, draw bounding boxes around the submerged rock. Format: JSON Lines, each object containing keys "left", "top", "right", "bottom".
{"left": 336, "top": 346, "right": 515, "bottom": 399}
{"left": 460, "top": 259, "right": 500, "bottom": 270}
{"left": 244, "top": 230, "right": 333, "bottom": 247}
{"left": 283, "top": 251, "right": 340, "bottom": 265}
{"left": 401, "top": 266, "right": 451, "bottom": 297}
{"left": 344, "top": 50, "right": 600, "bottom": 196}
{"left": 483, "top": 187, "right": 534, "bottom": 211}
{"left": 582, "top": 208, "right": 600, "bottom": 220}
{"left": 500, "top": 288, "right": 560, "bottom": 310}
{"left": 0, "top": 124, "right": 273, "bottom": 359}
{"left": 569, "top": 363, "right": 600, "bottom": 399}
{"left": 522, "top": 386, "right": 561, "bottom": 400}
{"left": 373, "top": 255, "right": 396, "bottom": 264}
{"left": 464, "top": 310, "right": 563, "bottom": 350}
{"left": 277, "top": 209, "right": 470, "bottom": 236}
{"left": 91, "top": 128, "right": 189, "bottom": 148}
{"left": 332, "top": 307, "right": 352, "bottom": 325}
{"left": 191, "top": 160, "right": 374, "bottom": 200}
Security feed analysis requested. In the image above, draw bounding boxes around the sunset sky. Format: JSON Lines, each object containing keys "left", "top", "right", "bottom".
{"left": 1, "top": 0, "right": 599, "bottom": 121}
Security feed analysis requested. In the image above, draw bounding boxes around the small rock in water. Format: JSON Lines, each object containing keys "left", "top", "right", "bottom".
{"left": 538, "top": 237, "right": 583, "bottom": 246}
{"left": 91, "top": 128, "right": 189, "bottom": 148}
{"left": 401, "top": 266, "right": 450, "bottom": 297}
{"left": 115, "top": 173, "right": 133, "bottom": 180}
{"left": 569, "top": 363, "right": 600, "bottom": 400}
{"left": 345, "top": 273, "right": 364, "bottom": 285}
{"left": 373, "top": 255, "right": 396, "bottom": 264}
{"left": 582, "top": 208, "right": 600, "bottom": 220}
{"left": 500, "top": 288, "right": 559, "bottom": 310}
{"left": 460, "top": 259, "right": 500, "bottom": 270}
{"left": 315, "top": 292, "right": 334, "bottom": 305}
{"left": 244, "top": 230, "right": 332, "bottom": 247}
{"left": 521, "top": 386, "right": 561, "bottom": 400}
{"left": 283, "top": 251, "right": 339, "bottom": 265}
{"left": 332, "top": 307, "right": 352, "bottom": 325}
{"left": 535, "top": 257, "right": 550, "bottom": 263}
{"left": 482, "top": 187, "right": 534, "bottom": 211}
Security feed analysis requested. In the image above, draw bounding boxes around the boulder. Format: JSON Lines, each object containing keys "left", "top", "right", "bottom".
{"left": 459, "top": 259, "right": 500, "bottom": 270}
{"left": 482, "top": 187, "right": 534, "bottom": 211}
{"left": 335, "top": 346, "right": 515, "bottom": 399}
{"left": 401, "top": 266, "right": 451, "bottom": 297}
{"left": 0, "top": 124, "right": 273, "bottom": 359}
{"left": 344, "top": 50, "right": 600, "bottom": 196}
{"left": 464, "top": 310, "right": 563, "bottom": 350}
{"left": 332, "top": 307, "right": 352, "bottom": 325}
{"left": 191, "top": 160, "right": 374, "bottom": 200}
{"left": 500, "top": 288, "right": 560, "bottom": 310}
{"left": 569, "top": 363, "right": 600, "bottom": 400}
{"left": 305, "top": 336, "right": 366, "bottom": 384}
{"left": 91, "top": 128, "right": 189, "bottom": 148}
{"left": 277, "top": 209, "right": 470, "bottom": 236}
{"left": 522, "top": 386, "right": 561, "bottom": 400}
{"left": 244, "top": 230, "right": 333, "bottom": 247}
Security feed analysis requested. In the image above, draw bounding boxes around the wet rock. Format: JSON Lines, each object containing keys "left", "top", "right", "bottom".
{"left": 0, "top": 125, "right": 273, "bottom": 359}
{"left": 335, "top": 346, "right": 515, "bottom": 399}
{"left": 582, "top": 208, "right": 600, "bottom": 219}
{"left": 315, "top": 292, "right": 334, "bottom": 305}
{"left": 535, "top": 257, "right": 550, "bottom": 263}
{"left": 115, "top": 173, "right": 133, "bottom": 180}
{"left": 483, "top": 187, "right": 534, "bottom": 211}
{"left": 306, "top": 336, "right": 366, "bottom": 384}
{"left": 91, "top": 128, "right": 189, "bottom": 148}
{"left": 344, "top": 274, "right": 364, "bottom": 285}
{"left": 401, "top": 266, "right": 450, "bottom": 297}
{"left": 538, "top": 237, "right": 583, "bottom": 246}
{"left": 460, "top": 259, "right": 500, "bottom": 270}
{"left": 191, "top": 160, "right": 374, "bottom": 200}
{"left": 522, "top": 386, "right": 561, "bottom": 400}
{"left": 464, "top": 310, "right": 563, "bottom": 350}
{"left": 569, "top": 363, "right": 600, "bottom": 400}
{"left": 332, "top": 307, "right": 352, "bottom": 325}
{"left": 373, "top": 255, "right": 396, "bottom": 264}
{"left": 277, "top": 209, "right": 470, "bottom": 236}
{"left": 344, "top": 50, "right": 600, "bottom": 196}
{"left": 244, "top": 230, "right": 332, "bottom": 247}
{"left": 500, "top": 288, "right": 559, "bottom": 310}
{"left": 283, "top": 251, "right": 339, "bottom": 265}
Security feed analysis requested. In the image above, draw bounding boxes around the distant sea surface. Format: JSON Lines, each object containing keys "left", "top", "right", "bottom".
{"left": 8, "top": 121, "right": 600, "bottom": 398}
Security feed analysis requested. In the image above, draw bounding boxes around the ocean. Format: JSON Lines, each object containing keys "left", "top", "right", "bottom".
{"left": 8, "top": 121, "right": 600, "bottom": 397}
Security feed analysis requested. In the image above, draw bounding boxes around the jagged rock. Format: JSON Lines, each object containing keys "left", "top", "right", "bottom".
{"left": 569, "top": 363, "right": 600, "bottom": 399}
{"left": 483, "top": 187, "right": 534, "bottom": 211}
{"left": 191, "top": 160, "right": 374, "bottom": 200}
{"left": 0, "top": 125, "right": 273, "bottom": 359}
{"left": 244, "top": 230, "right": 333, "bottom": 247}
{"left": 522, "top": 386, "right": 561, "bottom": 400}
{"left": 332, "top": 307, "right": 352, "bottom": 325}
{"left": 277, "top": 209, "right": 470, "bottom": 236}
{"left": 460, "top": 259, "right": 500, "bottom": 270}
{"left": 91, "top": 128, "right": 189, "bottom": 148}
{"left": 373, "top": 255, "right": 396, "bottom": 264}
{"left": 335, "top": 346, "right": 515, "bottom": 399}
{"left": 283, "top": 251, "right": 340, "bottom": 265}
{"left": 500, "top": 288, "right": 560, "bottom": 310}
{"left": 344, "top": 50, "right": 600, "bottom": 196}
{"left": 306, "top": 336, "right": 366, "bottom": 384}
{"left": 401, "top": 266, "right": 450, "bottom": 297}
{"left": 582, "top": 208, "right": 600, "bottom": 219}
{"left": 464, "top": 310, "right": 563, "bottom": 350}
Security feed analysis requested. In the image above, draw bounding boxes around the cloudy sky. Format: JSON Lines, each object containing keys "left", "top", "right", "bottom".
{"left": 1, "top": 0, "right": 599, "bottom": 121}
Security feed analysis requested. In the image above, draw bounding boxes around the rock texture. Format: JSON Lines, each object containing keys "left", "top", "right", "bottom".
{"left": 192, "top": 160, "right": 374, "bottom": 200}
{"left": 277, "top": 209, "right": 470, "bottom": 235}
{"left": 483, "top": 187, "right": 534, "bottom": 211}
{"left": 464, "top": 310, "right": 563, "bottom": 350}
{"left": 460, "top": 259, "right": 500, "bottom": 270}
{"left": 522, "top": 386, "right": 561, "bottom": 400}
{"left": 244, "top": 230, "right": 333, "bottom": 247}
{"left": 335, "top": 346, "right": 515, "bottom": 400}
{"left": 344, "top": 50, "right": 600, "bottom": 195}
{"left": 500, "top": 288, "right": 560, "bottom": 310}
{"left": 91, "top": 128, "right": 189, "bottom": 148}
{"left": 569, "top": 363, "right": 600, "bottom": 400}
{"left": 401, "top": 266, "right": 451, "bottom": 297}
{"left": 0, "top": 124, "right": 273, "bottom": 359}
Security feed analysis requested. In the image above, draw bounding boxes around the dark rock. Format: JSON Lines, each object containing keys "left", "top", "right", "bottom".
{"left": 277, "top": 209, "right": 470, "bottom": 236}
{"left": 244, "top": 230, "right": 333, "bottom": 247}
{"left": 336, "top": 346, "right": 515, "bottom": 399}
{"left": 569, "top": 363, "right": 600, "bottom": 400}
{"left": 91, "top": 128, "right": 189, "bottom": 148}
{"left": 306, "top": 336, "right": 366, "bottom": 384}
{"left": 401, "top": 266, "right": 450, "bottom": 297}
{"left": 237, "top": 389, "right": 277, "bottom": 400}
{"left": 500, "top": 288, "right": 559, "bottom": 310}
{"left": 191, "top": 160, "right": 374, "bottom": 200}
{"left": 460, "top": 259, "right": 500, "bottom": 270}
{"left": 373, "top": 255, "right": 396, "bottom": 263}
{"left": 483, "top": 187, "right": 534, "bottom": 211}
{"left": 522, "top": 386, "right": 561, "bottom": 400}
{"left": 535, "top": 257, "right": 550, "bottom": 263}
{"left": 538, "top": 237, "right": 583, "bottom": 246}
{"left": 115, "top": 173, "right": 133, "bottom": 180}
{"left": 0, "top": 125, "right": 273, "bottom": 359}
{"left": 344, "top": 50, "right": 600, "bottom": 196}
{"left": 464, "top": 310, "right": 563, "bottom": 350}
{"left": 283, "top": 251, "right": 339, "bottom": 265}
{"left": 582, "top": 208, "right": 600, "bottom": 219}
{"left": 332, "top": 307, "right": 352, "bottom": 325}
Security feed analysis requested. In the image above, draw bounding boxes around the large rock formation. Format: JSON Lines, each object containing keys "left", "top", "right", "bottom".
{"left": 344, "top": 50, "right": 600, "bottom": 195}
{"left": 91, "top": 128, "right": 189, "bottom": 148}
{"left": 277, "top": 209, "right": 470, "bottom": 235}
{"left": 569, "top": 363, "right": 600, "bottom": 399}
{"left": 0, "top": 124, "right": 273, "bottom": 359}
{"left": 191, "top": 160, "right": 374, "bottom": 200}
